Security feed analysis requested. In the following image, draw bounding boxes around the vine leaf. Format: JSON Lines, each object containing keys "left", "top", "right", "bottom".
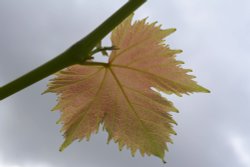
{"left": 45, "top": 14, "right": 209, "bottom": 161}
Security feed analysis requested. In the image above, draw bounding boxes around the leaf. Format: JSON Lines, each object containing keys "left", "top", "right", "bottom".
{"left": 46, "top": 14, "right": 209, "bottom": 161}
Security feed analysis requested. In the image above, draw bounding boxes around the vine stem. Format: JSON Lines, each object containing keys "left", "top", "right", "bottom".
{"left": 0, "top": 0, "right": 146, "bottom": 100}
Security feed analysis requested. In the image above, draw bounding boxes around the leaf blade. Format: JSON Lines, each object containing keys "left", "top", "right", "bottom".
{"left": 46, "top": 14, "right": 209, "bottom": 161}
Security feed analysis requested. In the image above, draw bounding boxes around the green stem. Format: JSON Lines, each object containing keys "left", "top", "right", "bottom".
{"left": 91, "top": 46, "right": 117, "bottom": 56}
{"left": 0, "top": 0, "right": 146, "bottom": 100}
{"left": 82, "top": 62, "right": 109, "bottom": 67}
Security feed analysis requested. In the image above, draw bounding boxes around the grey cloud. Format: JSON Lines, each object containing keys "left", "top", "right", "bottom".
{"left": 1, "top": 0, "right": 250, "bottom": 167}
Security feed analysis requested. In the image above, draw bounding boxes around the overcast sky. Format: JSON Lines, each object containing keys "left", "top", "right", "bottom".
{"left": 0, "top": 0, "right": 250, "bottom": 167}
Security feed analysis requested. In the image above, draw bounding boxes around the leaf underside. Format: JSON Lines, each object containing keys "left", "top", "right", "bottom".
{"left": 46, "top": 14, "right": 209, "bottom": 161}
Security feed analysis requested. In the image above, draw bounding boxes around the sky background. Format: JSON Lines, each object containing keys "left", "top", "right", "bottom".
{"left": 0, "top": 0, "right": 250, "bottom": 167}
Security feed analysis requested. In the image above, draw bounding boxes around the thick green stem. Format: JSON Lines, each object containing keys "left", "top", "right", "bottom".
{"left": 0, "top": 0, "right": 146, "bottom": 100}
{"left": 0, "top": 53, "right": 75, "bottom": 100}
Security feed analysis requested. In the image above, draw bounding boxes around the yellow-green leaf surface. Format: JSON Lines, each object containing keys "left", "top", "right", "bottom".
{"left": 46, "top": 15, "right": 209, "bottom": 161}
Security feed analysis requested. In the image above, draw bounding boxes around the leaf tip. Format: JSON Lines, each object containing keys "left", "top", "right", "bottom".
{"left": 198, "top": 85, "right": 210, "bottom": 93}
{"left": 56, "top": 119, "right": 61, "bottom": 124}
{"left": 171, "top": 28, "right": 177, "bottom": 32}
{"left": 59, "top": 147, "right": 64, "bottom": 152}
{"left": 176, "top": 49, "right": 183, "bottom": 54}
{"left": 51, "top": 104, "right": 60, "bottom": 111}
{"left": 172, "top": 106, "right": 179, "bottom": 113}
{"left": 59, "top": 138, "right": 73, "bottom": 152}
{"left": 204, "top": 88, "right": 211, "bottom": 93}
{"left": 41, "top": 89, "right": 49, "bottom": 95}
{"left": 160, "top": 28, "right": 177, "bottom": 38}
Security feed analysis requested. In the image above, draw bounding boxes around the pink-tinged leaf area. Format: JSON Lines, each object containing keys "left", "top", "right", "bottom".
{"left": 46, "top": 14, "right": 209, "bottom": 161}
